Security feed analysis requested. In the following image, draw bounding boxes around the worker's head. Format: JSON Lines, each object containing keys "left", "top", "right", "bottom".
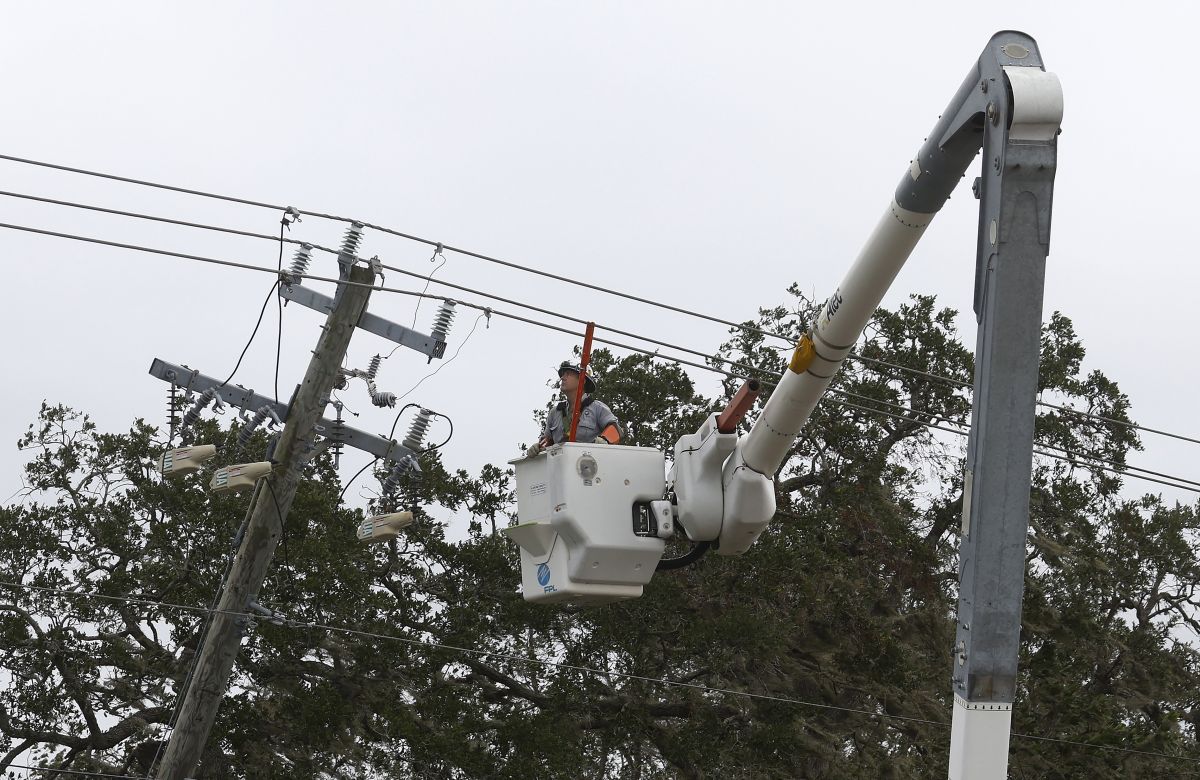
{"left": 558, "top": 361, "right": 596, "bottom": 395}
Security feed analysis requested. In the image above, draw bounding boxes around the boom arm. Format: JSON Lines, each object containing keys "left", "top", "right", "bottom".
{"left": 705, "top": 32, "right": 1062, "bottom": 555}
{"left": 507, "top": 31, "right": 1061, "bottom": 779}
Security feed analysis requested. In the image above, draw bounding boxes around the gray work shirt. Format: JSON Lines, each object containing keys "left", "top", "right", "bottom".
{"left": 543, "top": 396, "right": 620, "bottom": 444}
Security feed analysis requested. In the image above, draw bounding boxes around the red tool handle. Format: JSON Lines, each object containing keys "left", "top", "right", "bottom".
{"left": 567, "top": 322, "right": 595, "bottom": 443}
{"left": 716, "top": 379, "right": 762, "bottom": 433}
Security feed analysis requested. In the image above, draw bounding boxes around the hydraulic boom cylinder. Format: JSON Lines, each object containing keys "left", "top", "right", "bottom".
{"left": 739, "top": 200, "right": 933, "bottom": 477}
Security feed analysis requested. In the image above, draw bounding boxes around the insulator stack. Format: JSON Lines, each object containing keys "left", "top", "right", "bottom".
{"left": 167, "top": 385, "right": 183, "bottom": 441}
{"left": 340, "top": 221, "right": 365, "bottom": 256}
{"left": 236, "top": 405, "right": 279, "bottom": 452}
{"left": 285, "top": 243, "right": 313, "bottom": 286}
{"left": 181, "top": 388, "right": 223, "bottom": 435}
{"left": 403, "top": 408, "right": 435, "bottom": 452}
{"left": 430, "top": 300, "right": 457, "bottom": 343}
{"left": 380, "top": 454, "right": 421, "bottom": 498}
{"left": 366, "top": 354, "right": 383, "bottom": 380}
{"left": 371, "top": 390, "right": 397, "bottom": 408}
{"left": 380, "top": 466, "right": 402, "bottom": 498}
{"left": 362, "top": 369, "right": 395, "bottom": 408}
{"left": 330, "top": 406, "right": 346, "bottom": 468}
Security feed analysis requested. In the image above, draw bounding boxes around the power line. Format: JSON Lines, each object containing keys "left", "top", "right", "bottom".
{"left": 216, "top": 279, "right": 279, "bottom": 389}
{"left": 0, "top": 581, "right": 937, "bottom": 729}
{"left": 0, "top": 189, "right": 341, "bottom": 257}
{"left": 0, "top": 169, "right": 1166, "bottom": 448}
{"left": 828, "top": 396, "right": 1200, "bottom": 494}
{"left": 2, "top": 763, "right": 146, "bottom": 779}
{"left": 0, "top": 182, "right": 971, "bottom": 405}
{"left": 4, "top": 209, "right": 1182, "bottom": 474}
{"left": 0, "top": 152, "right": 784, "bottom": 333}
{"left": 0, "top": 159, "right": 969, "bottom": 404}
{"left": 409, "top": 246, "right": 447, "bottom": 332}
{"left": 824, "top": 388, "right": 1200, "bottom": 491}
{"left": 364, "top": 249, "right": 1200, "bottom": 450}
{"left": 5, "top": 580, "right": 1200, "bottom": 767}
{"left": 274, "top": 217, "right": 290, "bottom": 402}
{"left": 1005, "top": 731, "right": 1200, "bottom": 767}
{"left": 2, "top": 219, "right": 1197, "bottom": 495}
{"left": 375, "top": 258, "right": 803, "bottom": 385}
{"left": 0, "top": 221, "right": 735, "bottom": 380}
{"left": 0, "top": 220, "right": 1187, "bottom": 498}
{"left": 0, "top": 153, "right": 287, "bottom": 212}
{"left": 395, "top": 311, "right": 488, "bottom": 404}
{"left": 1, "top": 182, "right": 1194, "bottom": 451}
{"left": 5, "top": 157, "right": 1200, "bottom": 771}
{"left": 339, "top": 457, "right": 379, "bottom": 504}
{"left": 0, "top": 218, "right": 1192, "bottom": 493}
{"left": 1035, "top": 398, "right": 1200, "bottom": 447}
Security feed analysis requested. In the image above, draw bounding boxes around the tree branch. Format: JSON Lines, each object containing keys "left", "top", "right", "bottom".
{"left": 0, "top": 739, "right": 36, "bottom": 773}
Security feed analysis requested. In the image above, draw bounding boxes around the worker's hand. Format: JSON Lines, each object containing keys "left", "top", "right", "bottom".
{"left": 593, "top": 436, "right": 609, "bottom": 445}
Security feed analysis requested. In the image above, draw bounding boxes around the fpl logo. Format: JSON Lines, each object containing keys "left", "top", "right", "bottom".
{"left": 536, "top": 563, "right": 556, "bottom": 593}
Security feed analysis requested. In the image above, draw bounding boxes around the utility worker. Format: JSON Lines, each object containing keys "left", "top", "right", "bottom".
{"left": 529, "top": 361, "right": 621, "bottom": 455}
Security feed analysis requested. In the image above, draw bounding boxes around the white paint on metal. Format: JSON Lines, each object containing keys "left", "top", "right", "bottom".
{"left": 738, "top": 199, "right": 933, "bottom": 478}
{"left": 948, "top": 695, "right": 1013, "bottom": 780}
{"left": 1003, "top": 66, "right": 1063, "bottom": 142}
{"left": 716, "top": 450, "right": 776, "bottom": 554}
{"left": 670, "top": 411, "right": 738, "bottom": 542}
{"left": 504, "top": 443, "right": 667, "bottom": 603}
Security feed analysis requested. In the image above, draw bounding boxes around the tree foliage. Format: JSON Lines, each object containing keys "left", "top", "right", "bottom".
{"left": 2, "top": 291, "right": 1198, "bottom": 778}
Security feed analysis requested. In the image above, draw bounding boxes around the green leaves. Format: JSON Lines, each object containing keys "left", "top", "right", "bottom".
{"left": 2, "top": 297, "right": 1197, "bottom": 777}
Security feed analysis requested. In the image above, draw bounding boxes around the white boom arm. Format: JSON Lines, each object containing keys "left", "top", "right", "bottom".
{"left": 715, "top": 201, "right": 934, "bottom": 552}
{"left": 672, "top": 41, "right": 1061, "bottom": 557}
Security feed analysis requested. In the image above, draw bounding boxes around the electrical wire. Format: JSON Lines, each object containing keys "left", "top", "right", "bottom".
{"left": 339, "top": 458, "right": 379, "bottom": 504}
{"left": 375, "top": 257, "right": 792, "bottom": 384}
{"left": 377, "top": 256, "right": 1197, "bottom": 456}
{"left": 264, "top": 478, "right": 289, "bottom": 573}
{"left": 827, "top": 397, "right": 1200, "bottom": 494}
{"left": 1035, "top": 398, "right": 1200, "bottom": 447}
{"left": 394, "top": 312, "right": 487, "bottom": 404}
{"left": 2, "top": 763, "right": 147, "bottom": 779}
{"left": 823, "top": 387, "right": 1200, "bottom": 490}
{"left": 0, "top": 206, "right": 1186, "bottom": 458}
{"left": 0, "top": 184, "right": 918, "bottom": 393}
{"left": 5, "top": 580, "right": 1200, "bottom": 767}
{"left": 4, "top": 219, "right": 1197, "bottom": 494}
{"left": 0, "top": 162, "right": 1195, "bottom": 450}
{"left": 409, "top": 246, "right": 447, "bottom": 331}
{"left": 1, "top": 221, "right": 1197, "bottom": 494}
{"left": 4, "top": 203, "right": 1181, "bottom": 456}
{"left": 217, "top": 280, "right": 279, "bottom": 390}
{"left": 422, "top": 412, "right": 454, "bottom": 453}
{"left": 0, "top": 153, "right": 288, "bottom": 211}
{"left": 388, "top": 404, "right": 423, "bottom": 442}
{"left": 0, "top": 152, "right": 783, "bottom": 336}
{"left": 0, "top": 216, "right": 1195, "bottom": 484}
{"left": 275, "top": 219, "right": 286, "bottom": 403}
{"left": 0, "top": 188, "right": 341, "bottom": 258}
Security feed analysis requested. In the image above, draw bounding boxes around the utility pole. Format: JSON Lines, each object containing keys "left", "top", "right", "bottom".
{"left": 157, "top": 262, "right": 375, "bottom": 779}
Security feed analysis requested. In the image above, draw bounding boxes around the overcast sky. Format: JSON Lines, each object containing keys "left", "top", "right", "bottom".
{"left": 2, "top": 2, "right": 1196, "bottom": 524}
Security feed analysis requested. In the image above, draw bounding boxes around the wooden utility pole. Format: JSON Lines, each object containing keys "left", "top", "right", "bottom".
{"left": 157, "top": 263, "right": 375, "bottom": 779}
